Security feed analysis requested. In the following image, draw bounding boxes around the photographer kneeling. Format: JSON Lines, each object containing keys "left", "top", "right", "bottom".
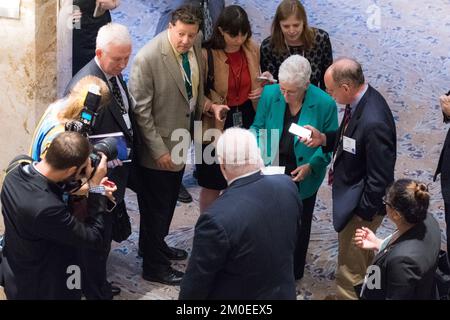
{"left": 0, "top": 131, "right": 116, "bottom": 300}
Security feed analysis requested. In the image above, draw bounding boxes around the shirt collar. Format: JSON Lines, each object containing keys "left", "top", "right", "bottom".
{"left": 349, "top": 83, "right": 368, "bottom": 115}
{"left": 94, "top": 56, "right": 115, "bottom": 80}
{"left": 227, "top": 169, "right": 261, "bottom": 186}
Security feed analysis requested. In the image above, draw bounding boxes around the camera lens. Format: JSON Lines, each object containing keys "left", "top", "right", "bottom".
{"left": 92, "top": 137, "right": 118, "bottom": 161}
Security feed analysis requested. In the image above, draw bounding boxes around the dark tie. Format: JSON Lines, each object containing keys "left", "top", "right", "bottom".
{"left": 110, "top": 76, "right": 126, "bottom": 113}
{"left": 181, "top": 52, "right": 193, "bottom": 100}
{"left": 328, "top": 104, "right": 352, "bottom": 185}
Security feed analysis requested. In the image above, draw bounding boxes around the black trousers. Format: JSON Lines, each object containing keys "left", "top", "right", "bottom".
{"left": 445, "top": 202, "right": 450, "bottom": 257}
{"left": 138, "top": 166, "right": 185, "bottom": 274}
{"left": 77, "top": 163, "right": 130, "bottom": 300}
{"left": 294, "top": 193, "right": 317, "bottom": 280}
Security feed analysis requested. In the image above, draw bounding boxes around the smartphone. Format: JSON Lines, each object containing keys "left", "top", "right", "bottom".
{"left": 256, "top": 76, "right": 277, "bottom": 83}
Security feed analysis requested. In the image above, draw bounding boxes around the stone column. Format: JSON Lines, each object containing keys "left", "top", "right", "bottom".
{"left": 0, "top": 0, "right": 58, "bottom": 232}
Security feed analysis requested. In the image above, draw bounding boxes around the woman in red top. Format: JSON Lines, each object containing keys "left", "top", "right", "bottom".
{"left": 198, "top": 5, "right": 263, "bottom": 213}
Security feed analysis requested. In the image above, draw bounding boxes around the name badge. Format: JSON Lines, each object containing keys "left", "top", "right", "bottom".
{"left": 233, "top": 111, "right": 243, "bottom": 127}
{"left": 343, "top": 136, "right": 356, "bottom": 154}
{"left": 122, "top": 112, "right": 132, "bottom": 130}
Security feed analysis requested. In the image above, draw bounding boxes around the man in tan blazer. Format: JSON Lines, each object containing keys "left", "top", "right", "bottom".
{"left": 129, "top": 5, "right": 205, "bottom": 285}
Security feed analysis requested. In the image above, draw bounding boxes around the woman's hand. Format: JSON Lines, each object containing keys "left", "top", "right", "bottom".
{"left": 248, "top": 87, "right": 263, "bottom": 101}
{"left": 353, "top": 227, "right": 382, "bottom": 251}
{"left": 290, "top": 164, "right": 311, "bottom": 182}
{"left": 210, "top": 104, "right": 230, "bottom": 121}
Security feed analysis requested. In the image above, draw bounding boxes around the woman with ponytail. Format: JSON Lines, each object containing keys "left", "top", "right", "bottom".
{"left": 353, "top": 179, "right": 441, "bottom": 299}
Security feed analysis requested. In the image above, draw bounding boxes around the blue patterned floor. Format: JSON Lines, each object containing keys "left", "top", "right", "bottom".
{"left": 108, "top": 0, "right": 450, "bottom": 299}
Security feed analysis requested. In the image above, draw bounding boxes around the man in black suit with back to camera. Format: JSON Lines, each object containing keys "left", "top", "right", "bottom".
{"left": 434, "top": 90, "right": 450, "bottom": 267}
{"left": 179, "top": 128, "right": 302, "bottom": 299}
{"left": 303, "top": 58, "right": 397, "bottom": 300}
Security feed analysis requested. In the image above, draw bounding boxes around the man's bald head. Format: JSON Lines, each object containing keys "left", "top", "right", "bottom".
{"left": 328, "top": 58, "right": 365, "bottom": 88}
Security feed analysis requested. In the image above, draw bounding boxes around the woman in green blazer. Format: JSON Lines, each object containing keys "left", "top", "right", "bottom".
{"left": 251, "top": 54, "right": 338, "bottom": 280}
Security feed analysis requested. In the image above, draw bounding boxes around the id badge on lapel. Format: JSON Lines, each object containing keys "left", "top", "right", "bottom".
{"left": 233, "top": 111, "right": 243, "bottom": 127}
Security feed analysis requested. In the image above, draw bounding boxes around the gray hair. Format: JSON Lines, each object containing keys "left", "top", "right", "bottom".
{"left": 96, "top": 23, "right": 132, "bottom": 51}
{"left": 278, "top": 54, "right": 312, "bottom": 88}
{"left": 216, "top": 128, "right": 263, "bottom": 177}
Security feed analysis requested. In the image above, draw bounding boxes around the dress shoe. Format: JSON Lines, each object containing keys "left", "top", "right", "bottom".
{"left": 142, "top": 267, "right": 184, "bottom": 285}
{"left": 165, "top": 246, "right": 188, "bottom": 260}
{"left": 111, "top": 285, "right": 121, "bottom": 297}
{"left": 178, "top": 184, "right": 193, "bottom": 203}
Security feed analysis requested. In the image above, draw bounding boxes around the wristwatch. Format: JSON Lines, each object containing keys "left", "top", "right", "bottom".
{"left": 89, "top": 185, "right": 106, "bottom": 195}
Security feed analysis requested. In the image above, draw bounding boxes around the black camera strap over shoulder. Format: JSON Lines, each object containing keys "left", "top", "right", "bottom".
{"left": 5, "top": 154, "right": 33, "bottom": 177}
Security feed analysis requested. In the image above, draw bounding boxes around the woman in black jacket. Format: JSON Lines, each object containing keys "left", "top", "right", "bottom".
{"left": 354, "top": 179, "right": 441, "bottom": 299}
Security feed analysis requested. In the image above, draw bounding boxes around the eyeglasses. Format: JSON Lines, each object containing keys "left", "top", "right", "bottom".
{"left": 280, "top": 88, "right": 299, "bottom": 97}
{"left": 382, "top": 196, "right": 395, "bottom": 209}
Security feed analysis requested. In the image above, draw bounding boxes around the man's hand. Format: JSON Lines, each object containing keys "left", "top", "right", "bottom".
{"left": 71, "top": 183, "right": 89, "bottom": 197}
{"left": 301, "top": 125, "right": 326, "bottom": 148}
{"left": 107, "top": 159, "right": 123, "bottom": 169}
{"left": 100, "top": 177, "right": 117, "bottom": 202}
{"left": 156, "top": 153, "right": 175, "bottom": 170}
{"left": 440, "top": 94, "right": 450, "bottom": 117}
{"left": 88, "top": 153, "right": 108, "bottom": 186}
{"left": 97, "top": 0, "right": 119, "bottom": 10}
{"left": 291, "top": 164, "right": 312, "bottom": 182}
{"left": 210, "top": 104, "right": 230, "bottom": 121}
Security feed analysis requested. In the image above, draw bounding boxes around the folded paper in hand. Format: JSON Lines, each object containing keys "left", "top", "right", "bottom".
{"left": 289, "top": 123, "right": 312, "bottom": 139}
{"left": 261, "top": 166, "right": 286, "bottom": 175}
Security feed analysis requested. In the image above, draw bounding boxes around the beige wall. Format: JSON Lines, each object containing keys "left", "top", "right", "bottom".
{"left": 0, "top": 0, "right": 58, "bottom": 233}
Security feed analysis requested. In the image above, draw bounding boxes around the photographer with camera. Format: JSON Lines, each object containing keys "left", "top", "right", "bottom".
{"left": 1, "top": 132, "right": 116, "bottom": 300}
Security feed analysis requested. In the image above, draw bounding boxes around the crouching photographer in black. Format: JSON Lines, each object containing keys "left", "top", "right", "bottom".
{"left": 0, "top": 131, "right": 117, "bottom": 300}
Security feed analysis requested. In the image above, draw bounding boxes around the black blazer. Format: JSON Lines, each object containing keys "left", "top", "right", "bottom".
{"left": 65, "top": 59, "right": 139, "bottom": 200}
{"left": 324, "top": 85, "right": 397, "bottom": 232}
{"left": 1, "top": 162, "right": 112, "bottom": 299}
{"left": 179, "top": 172, "right": 302, "bottom": 300}
{"left": 72, "top": 0, "right": 111, "bottom": 76}
{"left": 361, "top": 214, "right": 441, "bottom": 300}
{"left": 434, "top": 123, "right": 450, "bottom": 204}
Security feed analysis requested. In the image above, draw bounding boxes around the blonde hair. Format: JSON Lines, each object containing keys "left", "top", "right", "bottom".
{"left": 59, "top": 76, "right": 111, "bottom": 121}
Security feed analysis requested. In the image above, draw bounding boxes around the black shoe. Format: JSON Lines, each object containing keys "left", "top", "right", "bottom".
{"left": 111, "top": 285, "right": 121, "bottom": 296}
{"left": 178, "top": 184, "right": 193, "bottom": 203}
{"left": 165, "top": 246, "right": 188, "bottom": 260}
{"left": 142, "top": 267, "right": 184, "bottom": 285}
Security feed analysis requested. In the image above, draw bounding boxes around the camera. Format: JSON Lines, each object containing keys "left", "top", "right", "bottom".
{"left": 89, "top": 137, "right": 118, "bottom": 168}
{"left": 65, "top": 84, "right": 102, "bottom": 136}
{"left": 64, "top": 85, "right": 118, "bottom": 169}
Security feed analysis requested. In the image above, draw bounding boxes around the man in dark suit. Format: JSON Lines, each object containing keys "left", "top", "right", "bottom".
{"left": 179, "top": 128, "right": 301, "bottom": 300}
{"left": 303, "top": 58, "right": 397, "bottom": 300}
{"left": 434, "top": 92, "right": 450, "bottom": 260}
{"left": 1, "top": 132, "right": 114, "bottom": 299}
{"left": 65, "top": 22, "right": 134, "bottom": 299}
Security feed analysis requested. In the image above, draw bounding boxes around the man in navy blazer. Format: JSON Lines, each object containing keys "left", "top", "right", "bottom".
{"left": 65, "top": 23, "right": 136, "bottom": 300}
{"left": 179, "top": 128, "right": 302, "bottom": 300}
{"left": 303, "top": 58, "right": 396, "bottom": 299}
{"left": 434, "top": 92, "right": 450, "bottom": 261}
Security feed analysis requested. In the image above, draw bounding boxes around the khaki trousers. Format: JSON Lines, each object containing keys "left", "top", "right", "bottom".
{"left": 336, "top": 214, "right": 384, "bottom": 300}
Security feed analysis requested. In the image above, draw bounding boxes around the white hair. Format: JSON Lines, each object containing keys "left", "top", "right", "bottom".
{"left": 216, "top": 128, "right": 263, "bottom": 177}
{"left": 96, "top": 23, "right": 132, "bottom": 51}
{"left": 278, "top": 54, "right": 312, "bottom": 88}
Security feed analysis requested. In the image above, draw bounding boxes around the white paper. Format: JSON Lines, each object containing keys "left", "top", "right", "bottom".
{"left": 261, "top": 166, "right": 286, "bottom": 175}
{"left": 343, "top": 136, "right": 356, "bottom": 154}
{"left": 288, "top": 123, "right": 312, "bottom": 139}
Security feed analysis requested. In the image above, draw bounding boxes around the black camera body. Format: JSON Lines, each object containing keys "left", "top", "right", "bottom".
{"left": 65, "top": 85, "right": 118, "bottom": 168}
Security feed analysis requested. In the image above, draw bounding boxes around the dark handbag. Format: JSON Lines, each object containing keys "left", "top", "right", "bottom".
{"left": 111, "top": 203, "right": 131, "bottom": 243}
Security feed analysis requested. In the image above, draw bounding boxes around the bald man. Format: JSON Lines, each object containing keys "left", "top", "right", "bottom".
{"left": 303, "top": 58, "right": 397, "bottom": 300}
